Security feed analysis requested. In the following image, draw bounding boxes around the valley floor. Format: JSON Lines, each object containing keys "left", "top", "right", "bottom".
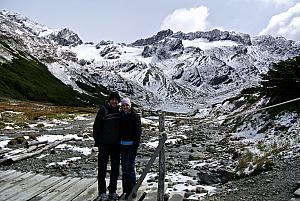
{"left": 1, "top": 101, "right": 300, "bottom": 200}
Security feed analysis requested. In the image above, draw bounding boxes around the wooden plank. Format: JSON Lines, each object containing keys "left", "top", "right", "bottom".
{"left": 0, "top": 174, "right": 49, "bottom": 200}
{"left": 71, "top": 180, "right": 98, "bottom": 201}
{"left": 0, "top": 169, "right": 17, "bottom": 178}
{"left": 0, "top": 138, "right": 75, "bottom": 165}
{"left": 6, "top": 176, "right": 64, "bottom": 201}
{"left": 49, "top": 178, "right": 96, "bottom": 201}
{"left": 34, "top": 177, "right": 81, "bottom": 201}
{"left": 72, "top": 179, "right": 126, "bottom": 201}
{"left": 28, "top": 177, "right": 79, "bottom": 201}
{"left": 0, "top": 172, "right": 33, "bottom": 192}
{"left": 0, "top": 170, "right": 25, "bottom": 181}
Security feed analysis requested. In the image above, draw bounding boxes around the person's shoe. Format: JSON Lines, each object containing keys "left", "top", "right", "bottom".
{"left": 97, "top": 193, "right": 108, "bottom": 201}
{"left": 108, "top": 192, "right": 119, "bottom": 200}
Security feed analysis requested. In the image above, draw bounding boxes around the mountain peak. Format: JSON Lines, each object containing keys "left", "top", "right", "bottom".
{"left": 131, "top": 29, "right": 174, "bottom": 46}
{"left": 48, "top": 28, "right": 83, "bottom": 46}
{"left": 0, "top": 9, "right": 56, "bottom": 37}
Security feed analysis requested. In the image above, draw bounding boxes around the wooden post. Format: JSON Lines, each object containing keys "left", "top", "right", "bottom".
{"left": 127, "top": 133, "right": 167, "bottom": 201}
{"left": 159, "top": 112, "right": 165, "bottom": 132}
{"left": 158, "top": 133, "right": 166, "bottom": 201}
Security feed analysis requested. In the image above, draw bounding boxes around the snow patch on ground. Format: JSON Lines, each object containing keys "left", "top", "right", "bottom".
{"left": 36, "top": 134, "right": 82, "bottom": 143}
{"left": 56, "top": 144, "right": 91, "bottom": 156}
{"left": 46, "top": 157, "right": 81, "bottom": 167}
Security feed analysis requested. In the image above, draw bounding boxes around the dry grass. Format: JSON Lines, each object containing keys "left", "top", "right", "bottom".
{"left": 0, "top": 99, "right": 97, "bottom": 121}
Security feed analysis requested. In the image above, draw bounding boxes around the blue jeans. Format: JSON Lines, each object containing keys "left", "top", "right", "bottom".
{"left": 121, "top": 145, "right": 137, "bottom": 195}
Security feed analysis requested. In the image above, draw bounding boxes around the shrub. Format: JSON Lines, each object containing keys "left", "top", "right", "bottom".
{"left": 8, "top": 136, "right": 26, "bottom": 146}
{"left": 260, "top": 55, "right": 300, "bottom": 111}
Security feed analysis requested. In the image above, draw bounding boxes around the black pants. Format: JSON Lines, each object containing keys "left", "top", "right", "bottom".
{"left": 98, "top": 144, "right": 120, "bottom": 194}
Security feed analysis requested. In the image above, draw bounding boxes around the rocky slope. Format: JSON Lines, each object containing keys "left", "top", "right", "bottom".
{"left": 1, "top": 10, "right": 300, "bottom": 113}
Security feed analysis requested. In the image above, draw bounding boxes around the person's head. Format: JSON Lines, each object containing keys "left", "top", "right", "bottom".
{"left": 108, "top": 92, "right": 120, "bottom": 108}
{"left": 120, "top": 98, "right": 131, "bottom": 113}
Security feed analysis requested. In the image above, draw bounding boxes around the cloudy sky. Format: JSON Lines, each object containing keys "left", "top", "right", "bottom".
{"left": 1, "top": 0, "right": 300, "bottom": 43}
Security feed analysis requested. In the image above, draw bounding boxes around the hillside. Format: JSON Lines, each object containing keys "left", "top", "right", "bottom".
{"left": 0, "top": 40, "right": 105, "bottom": 107}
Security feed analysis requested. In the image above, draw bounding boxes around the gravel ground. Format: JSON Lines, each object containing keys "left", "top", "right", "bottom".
{"left": 1, "top": 115, "right": 299, "bottom": 201}
{"left": 205, "top": 156, "right": 300, "bottom": 201}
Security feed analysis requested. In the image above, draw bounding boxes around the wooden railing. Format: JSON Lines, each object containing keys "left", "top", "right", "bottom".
{"left": 127, "top": 113, "right": 167, "bottom": 201}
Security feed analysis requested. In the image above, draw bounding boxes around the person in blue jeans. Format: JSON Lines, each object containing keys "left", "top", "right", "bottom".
{"left": 119, "top": 98, "right": 142, "bottom": 199}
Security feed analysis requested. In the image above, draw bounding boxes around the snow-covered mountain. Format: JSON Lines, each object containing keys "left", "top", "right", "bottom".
{"left": 1, "top": 10, "right": 300, "bottom": 113}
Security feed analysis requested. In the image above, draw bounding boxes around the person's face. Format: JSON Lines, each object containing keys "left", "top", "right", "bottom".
{"left": 121, "top": 104, "right": 130, "bottom": 113}
{"left": 109, "top": 98, "right": 119, "bottom": 108}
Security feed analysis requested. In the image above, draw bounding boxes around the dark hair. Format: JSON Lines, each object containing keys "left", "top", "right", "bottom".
{"left": 108, "top": 91, "right": 121, "bottom": 101}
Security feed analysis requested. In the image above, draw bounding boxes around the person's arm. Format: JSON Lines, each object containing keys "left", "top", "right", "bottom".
{"left": 92, "top": 107, "right": 105, "bottom": 146}
{"left": 133, "top": 112, "right": 142, "bottom": 148}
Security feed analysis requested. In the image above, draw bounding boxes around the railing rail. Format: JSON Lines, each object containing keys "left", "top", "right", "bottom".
{"left": 128, "top": 113, "right": 167, "bottom": 201}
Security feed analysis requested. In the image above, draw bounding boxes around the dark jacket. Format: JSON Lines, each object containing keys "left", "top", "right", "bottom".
{"left": 119, "top": 108, "right": 142, "bottom": 147}
{"left": 93, "top": 101, "right": 120, "bottom": 146}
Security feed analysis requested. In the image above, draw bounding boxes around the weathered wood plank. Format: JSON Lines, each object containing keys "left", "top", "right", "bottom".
{"left": 0, "top": 171, "right": 33, "bottom": 192}
{"left": 0, "top": 169, "right": 17, "bottom": 179}
{"left": 34, "top": 177, "right": 81, "bottom": 201}
{"left": 6, "top": 176, "right": 64, "bottom": 201}
{"left": 0, "top": 138, "right": 75, "bottom": 165}
{"left": 50, "top": 178, "right": 96, "bottom": 201}
{"left": 0, "top": 170, "right": 160, "bottom": 201}
{"left": 0, "top": 174, "right": 49, "bottom": 200}
{"left": 71, "top": 180, "right": 98, "bottom": 201}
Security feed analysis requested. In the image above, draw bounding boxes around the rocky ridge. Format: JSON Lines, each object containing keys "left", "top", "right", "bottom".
{"left": 1, "top": 10, "right": 300, "bottom": 113}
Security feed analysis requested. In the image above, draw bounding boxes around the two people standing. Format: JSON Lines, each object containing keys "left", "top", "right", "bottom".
{"left": 93, "top": 92, "right": 141, "bottom": 201}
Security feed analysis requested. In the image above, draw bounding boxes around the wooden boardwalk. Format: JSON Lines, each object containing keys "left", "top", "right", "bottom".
{"left": 0, "top": 170, "right": 158, "bottom": 201}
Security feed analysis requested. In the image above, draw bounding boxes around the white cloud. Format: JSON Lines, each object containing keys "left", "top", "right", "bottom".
{"left": 259, "top": 3, "right": 300, "bottom": 41}
{"left": 160, "top": 7, "right": 209, "bottom": 33}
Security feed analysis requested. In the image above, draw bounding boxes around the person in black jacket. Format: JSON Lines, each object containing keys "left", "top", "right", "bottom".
{"left": 119, "top": 98, "right": 142, "bottom": 199}
{"left": 93, "top": 92, "right": 121, "bottom": 201}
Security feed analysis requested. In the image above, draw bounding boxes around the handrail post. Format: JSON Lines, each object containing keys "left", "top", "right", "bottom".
{"left": 159, "top": 112, "right": 165, "bottom": 132}
{"left": 127, "top": 133, "right": 167, "bottom": 201}
{"left": 158, "top": 133, "right": 167, "bottom": 201}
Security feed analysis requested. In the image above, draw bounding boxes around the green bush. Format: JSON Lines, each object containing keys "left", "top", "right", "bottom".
{"left": 260, "top": 55, "right": 300, "bottom": 111}
{"left": 8, "top": 136, "right": 26, "bottom": 145}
